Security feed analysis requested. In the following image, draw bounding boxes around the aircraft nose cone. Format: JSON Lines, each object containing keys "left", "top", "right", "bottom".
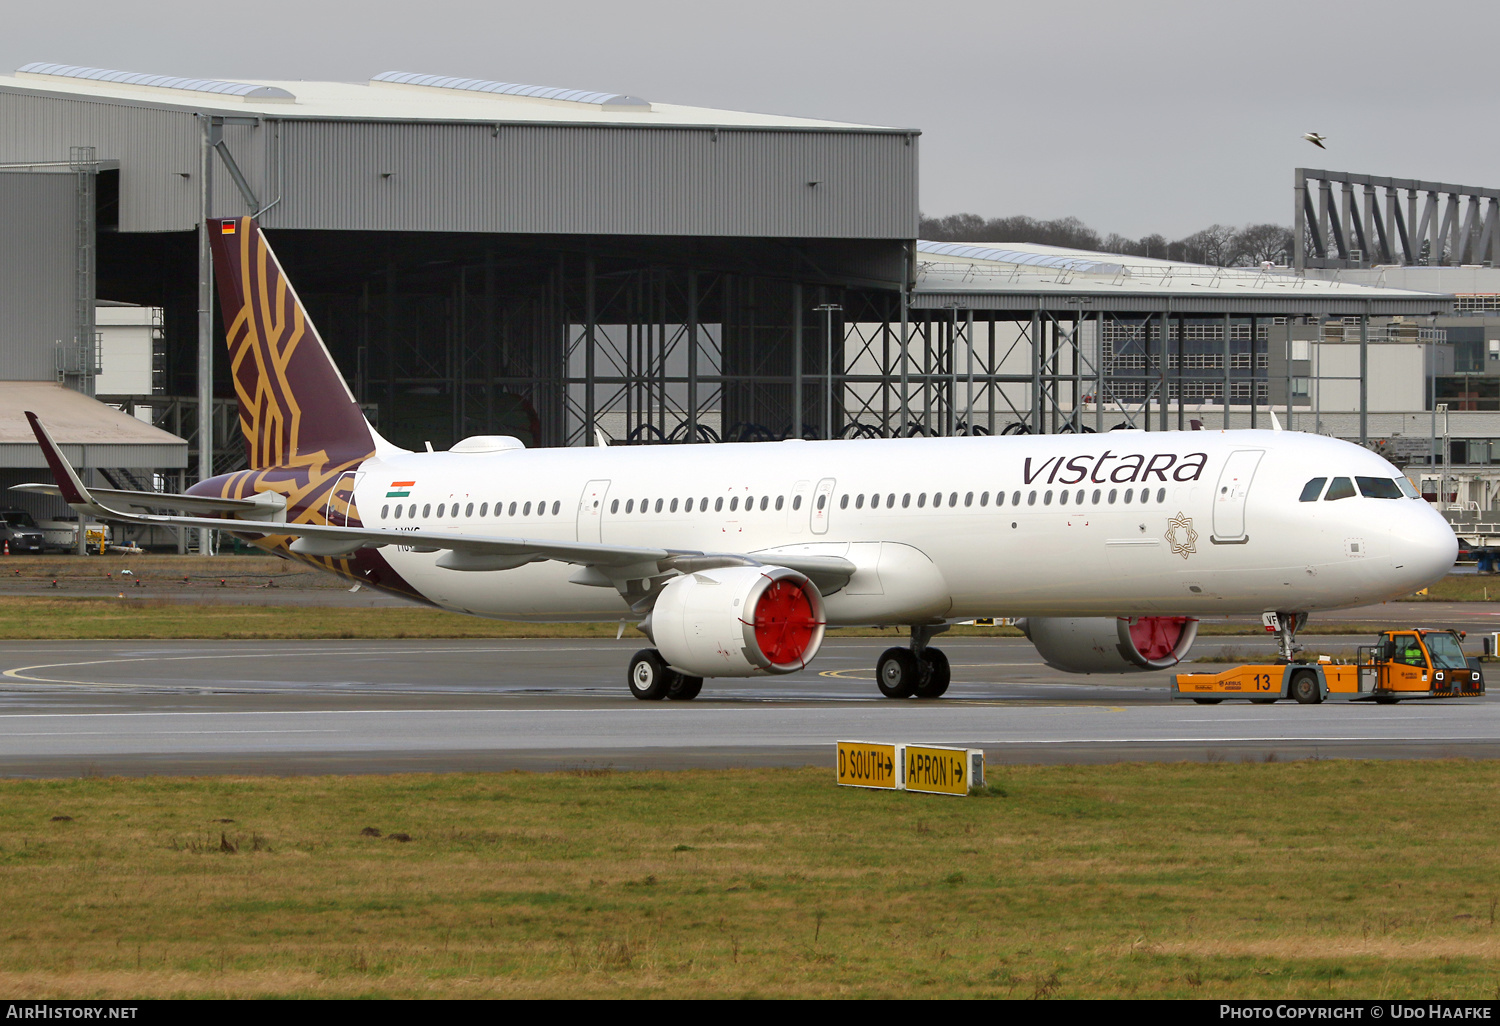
{"left": 1394, "top": 508, "right": 1457, "bottom": 591}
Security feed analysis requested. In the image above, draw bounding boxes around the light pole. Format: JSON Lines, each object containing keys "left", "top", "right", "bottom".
{"left": 814, "top": 303, "right": 842, "bottom": 439}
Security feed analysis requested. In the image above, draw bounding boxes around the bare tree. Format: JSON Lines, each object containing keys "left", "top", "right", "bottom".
{"left": 1235, "top": 223, "right": 1294, "bottom": 265}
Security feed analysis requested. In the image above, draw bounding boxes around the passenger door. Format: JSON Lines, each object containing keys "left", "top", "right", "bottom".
{"left": 810, "top": 478, "right": 837, "bottom": 535}
{"left": 324, "top": 471, "right": 364, "bottom": 527}
{"left": 1211, "top": 449, "right": 1263, "bottom": 543}
{"left": 576, "top": 479, "right": 611, "bottom": 543}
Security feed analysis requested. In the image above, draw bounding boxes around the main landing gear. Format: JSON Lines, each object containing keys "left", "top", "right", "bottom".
{"left": 876, "top": 625, "right": 951, "bottom": 699}
{"left": 627, "top": 649, "right": 704, "bottom": 701}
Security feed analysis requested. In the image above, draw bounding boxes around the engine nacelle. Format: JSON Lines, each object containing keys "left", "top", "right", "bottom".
{"left": 651, "top": 565, "right": 826, "bottom": 678}
{"left": 1017, "top": 615, "right": 1198, "bottom": 673}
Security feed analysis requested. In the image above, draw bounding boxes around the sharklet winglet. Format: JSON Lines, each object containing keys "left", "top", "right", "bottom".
{"left": 25, "top": 412, "right": 97, "bottom": 509}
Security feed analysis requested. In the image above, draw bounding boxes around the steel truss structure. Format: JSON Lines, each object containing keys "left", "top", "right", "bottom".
{"left": 1296, "top": 168, "right": 1500, "bottom": 270}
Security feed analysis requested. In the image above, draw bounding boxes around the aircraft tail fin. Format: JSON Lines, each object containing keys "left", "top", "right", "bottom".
{"left": 208, "top": 217, "right": 398, "bottom": 470}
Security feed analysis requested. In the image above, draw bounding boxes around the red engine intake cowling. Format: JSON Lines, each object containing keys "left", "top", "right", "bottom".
{"left": 1017, "top": 615, "right": 1199, "bottom": 674}
{"left": 652, "top": 565, "right": 827, "bottom": 678}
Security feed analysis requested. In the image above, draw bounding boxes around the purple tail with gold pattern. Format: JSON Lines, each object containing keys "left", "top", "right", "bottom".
{"left": 208, "top": 217, "right": 381, "bottom": 470}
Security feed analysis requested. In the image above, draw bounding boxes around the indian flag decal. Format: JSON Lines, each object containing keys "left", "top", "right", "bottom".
{"left": 387, "top": 480, "right": 415, "bottom": 498}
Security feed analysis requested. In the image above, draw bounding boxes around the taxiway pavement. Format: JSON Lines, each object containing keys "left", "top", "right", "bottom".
{"left": 1, "top": 634, "right": 1496, "bottom": 776}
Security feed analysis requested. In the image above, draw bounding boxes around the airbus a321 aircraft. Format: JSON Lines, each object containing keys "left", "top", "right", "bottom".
{"left": 17, "top": 218, "right": 1458, "bottom": 701}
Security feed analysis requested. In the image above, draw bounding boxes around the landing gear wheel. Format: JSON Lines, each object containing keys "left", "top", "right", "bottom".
{"left": 1192, "top": 698, "right": 1223, "bottom": 705}
{"left": 667, "top": 674, "right": 704, "bottom": 701}
{"left": 876, "top": 647, "right": 920, "bottom": 698}
{"left": 1291, "top": 670, "right": 1322, "bottom": 705}
{"left": 914, "top": 648, "right": 950, "bottom": 698}
{"left": 627, "top": 649, "right": 671, "bottom": 701}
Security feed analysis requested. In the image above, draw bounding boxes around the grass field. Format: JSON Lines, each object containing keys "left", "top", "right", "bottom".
{"left": 1, "top": 763, "right": 1497, "bottom": 999}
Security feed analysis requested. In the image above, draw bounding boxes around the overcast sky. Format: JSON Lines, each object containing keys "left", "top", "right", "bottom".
{"left": 6, "top": 0, "right": 1496, "bottom": 239}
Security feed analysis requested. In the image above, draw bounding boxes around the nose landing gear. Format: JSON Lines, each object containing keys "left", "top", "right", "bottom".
{"left": 1264, "top": 611, "right": 1308, "bottom": 663}
{"left": 876, "top": 624, "right": 951, "bottom": 699}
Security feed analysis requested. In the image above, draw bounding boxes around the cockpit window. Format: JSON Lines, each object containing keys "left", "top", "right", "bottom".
{"left": 1299, "top": 478, "right": 1327, "bottom": 502}
{"left": 1397, "top": 477, "right": 1420, "bottom": 499}
{"left": 1357, "top": 477, "right": 1403, "bottom": 499}
{"left": 1324, "top": 477, "right": 1356, "bottom": 501}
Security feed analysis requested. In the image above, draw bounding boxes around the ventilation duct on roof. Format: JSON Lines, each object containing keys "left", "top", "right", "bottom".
{"left": 371, "top": 71, "right": 649, "bottom": 110}
{"left": 16, "top": 62, "right": 295, "bottom": 101}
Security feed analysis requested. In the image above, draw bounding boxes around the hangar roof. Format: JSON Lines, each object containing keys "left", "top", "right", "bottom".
{"left": 911, "top": 239, "right": 1455, "bottom": 315}
{"left": 6, "top": 63, "right": 893, "bottom": 130}
{"left": 0, "top": 382, "right": 187, "bottom": 469}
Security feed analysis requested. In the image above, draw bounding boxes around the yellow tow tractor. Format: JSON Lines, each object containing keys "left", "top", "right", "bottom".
{"left": 1174, "top": 628, "right": 1485, "bottom": 705}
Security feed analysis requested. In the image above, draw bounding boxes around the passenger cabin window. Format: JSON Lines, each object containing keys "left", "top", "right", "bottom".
{"left": 466, "top": 503, "right": 474, "bottom": 517}
{"left": 980, "top": 492, "right": 989, "bottom": 506}
{"left": 855, "top": 494, "right": 865, "bottom": 509}
{"left": 611, "top": 500, "right": 620, "bottom": 513}
{"left": 816, "top": 495, "right": 825, "bottom": 510}
{"left": 422, "top": 504, "right": 432, "bottom": 518}
{"left": 775, "top": 496, "right": 785, "bottom": 511}
{"left": 381, "top": 505, "right": 389, "bottom": 518}
{"left": 1324, "top": 477, "right": 1356, "bottom": 501}
{"left": 917, "top": 493, "right": 926, "bottom": 508}
{"left": 1156, "top": 488, "right": 1165, "bottom": 503}
{"left": 1357, "top": 477, "right": 1403, "bottom": 499}
{"left": 551, "top": 501, "right": 560, "bottom": 516}
{"left": 715, "top": 497, "right": 723, "bottom": 512}
{"left": 730, "top": 497, "right": 739, "bottom": 512}
{"left": 1058, "top": 490, "right": 1068, "bottom": 506}
{"left": 508, "top": 502, "right": 517, "bottom": 516}
{"left": 479, "top": 503, "right": 488, "bottom": 516}
{"left": 436, "top": 504, "right": 445, "bottom": 517}
{"left": 965, "top": 491, "right": 974, "bottom": 507}
{"left": 901, "top": 494, "right": 910, "bottom": 508}
{"left": 840, "top": 495, "right": 849, "bottom": 509}
{"left": 1091, "top": 489, "right": 1101, "bottom": 503}
{"left": 1300, "top": 477, "right": 1327, "bottom": 502}
{"left": 793, "top": 495, "right": 803, "bottom": 510}
{"left": 392, "top": 505, "right": 401, "bottom": 519}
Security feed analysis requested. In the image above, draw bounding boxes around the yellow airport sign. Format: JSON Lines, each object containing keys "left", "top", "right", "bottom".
{"left": 836, "top": 740, "right": 899, "bottom": 790}
{"left": 904, "top": 744, "right": 984, "bottom": 796}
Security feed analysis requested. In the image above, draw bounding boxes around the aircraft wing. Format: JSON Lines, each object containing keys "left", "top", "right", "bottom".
{"left": 16, "top": 412, "right": 854, "bottom": 603}
{"left": 11, "top": 482, "right": 285, "bottom": 517}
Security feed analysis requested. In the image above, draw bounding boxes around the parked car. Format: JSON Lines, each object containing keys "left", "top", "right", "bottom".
{"left": 0, "top": 508, "right": 47, "bottom": 555}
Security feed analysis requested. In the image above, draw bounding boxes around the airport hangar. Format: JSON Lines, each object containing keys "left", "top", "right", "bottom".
{"left": 0, "top": 63, "right": 1453, "bottom": 551}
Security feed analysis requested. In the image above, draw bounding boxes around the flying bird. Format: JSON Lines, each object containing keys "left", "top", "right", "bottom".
{"left": 1303, "top": 132, "right": 1327, "bottom": 150}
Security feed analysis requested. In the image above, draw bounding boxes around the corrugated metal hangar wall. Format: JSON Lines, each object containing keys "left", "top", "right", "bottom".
{"left": 0, "top": 77, "right": 919, "bottom": 471}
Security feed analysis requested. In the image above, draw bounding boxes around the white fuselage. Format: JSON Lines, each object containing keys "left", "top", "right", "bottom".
{"left": 350, "top": 429, "right": 1456, "bottom": 624}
